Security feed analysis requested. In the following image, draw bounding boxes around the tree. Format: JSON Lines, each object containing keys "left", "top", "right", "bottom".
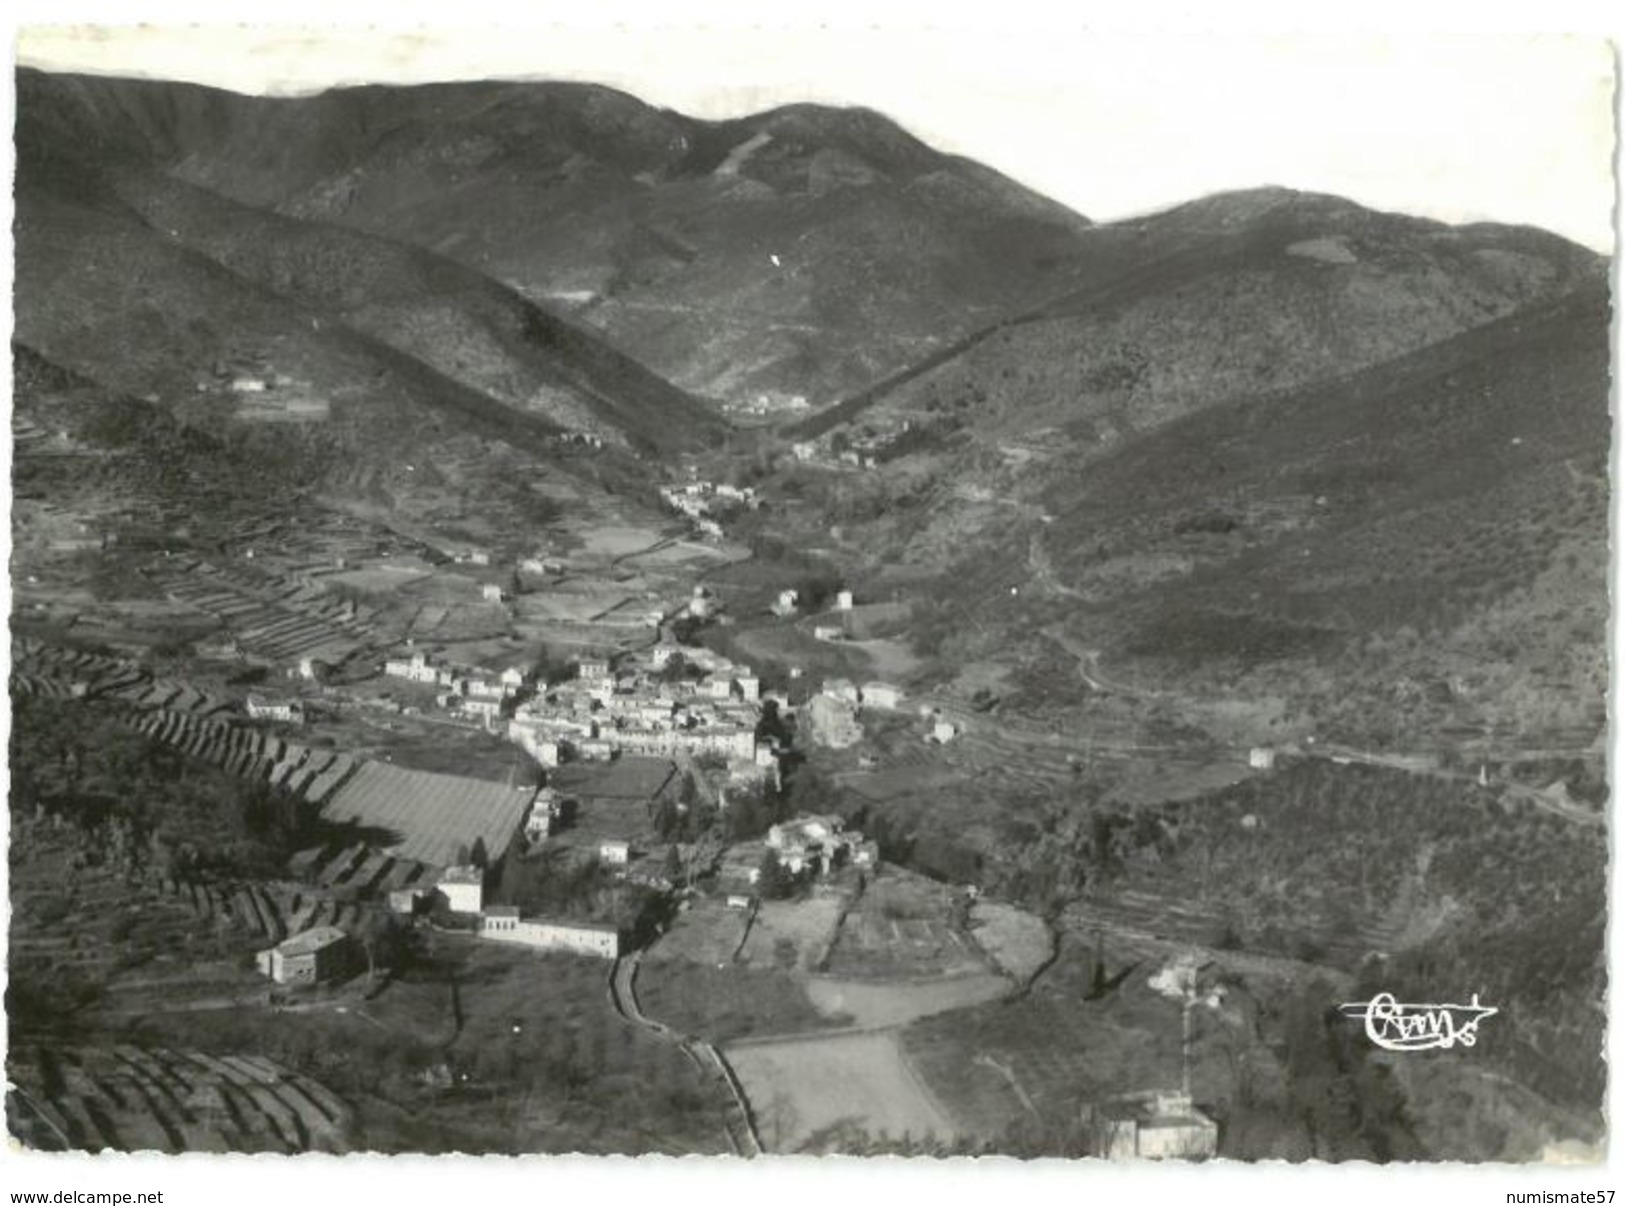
{"left": 756, "top": 850, "right": 793, "bottom": 900}
{"left": 359, "top": 911, "right": 406, "bottom": 985}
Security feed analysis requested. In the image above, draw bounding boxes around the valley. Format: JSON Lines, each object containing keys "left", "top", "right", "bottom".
{"left": 7, "top": 65, "right": 1610, "bottom": 1163}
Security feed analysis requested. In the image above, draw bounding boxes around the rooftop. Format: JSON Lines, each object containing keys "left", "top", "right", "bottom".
{"left": 274, "top": 925, "right": 348, "bottom": 956}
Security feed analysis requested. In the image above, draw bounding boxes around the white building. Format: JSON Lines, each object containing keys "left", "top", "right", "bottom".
{"left": 861, "top": 682, "right": 904, "bottom": 711}
{"left": 1248, "top": 746, "right": 1277, "bottom": 770}
{"left": 1088, "top": 1092, "right": 1219, "bottom": 1160}
{"left": 246, "top": 695, "right": 305, "bottom": 724}
{"left": 481, "top": 583, "right": 506, "bottom": 603}
{"left": 835, "top": 590, "right": 854, "bottom": 611}
{"left": 736, "top": 674, "right": 761, "bottom": 703}
{"left": 598, "top": 840, "right": 631, "bottom": 866}
{"left": 931, "top": 719, "right": 960, "bottom": 744}
{"left": 384, "top": 652, "right": 440, "bottom": 685}
{"left": 772, "top": 589, "right": 800, "bottom": 616}
{"left": 438, "top": 866, "right": 485, "bottom": 915}
{"left": 478, "top": 908, "right": 622, "bottom": 958}
{"left": 461, "top": 698, "right": 504, "bottom": 727}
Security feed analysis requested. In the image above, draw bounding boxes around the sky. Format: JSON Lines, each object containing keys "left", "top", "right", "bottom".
{"left": 12, "top": 17, "right": 1619, "bottom": 253}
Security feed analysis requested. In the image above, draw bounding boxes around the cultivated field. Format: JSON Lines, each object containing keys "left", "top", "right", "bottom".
{"left": 145, "top": 557, "right": 377, "bottom": 664}
{"left": 737, "top": 894, "right": 848, "bottom": 972}
{"left": 320, "top": 761, "right": 535, "bottom": 867}
{"left": 8, "top": 1045, "right": 354, "bottom": 1154}
{"left": 727, "top": 1030, "right": 959, "bottom": 1153}
{"left": 824, "top": 870, "right": 985, "bottom": 979}
{"left": 968, "top": 901, "right": 1054, "bottom": 983}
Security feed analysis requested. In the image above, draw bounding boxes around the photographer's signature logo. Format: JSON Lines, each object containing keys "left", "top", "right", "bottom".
{"left": 1338, "top": 992, "right": 1498, "bottom": 1051}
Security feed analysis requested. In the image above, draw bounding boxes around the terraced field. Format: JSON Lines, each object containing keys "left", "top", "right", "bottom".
{"left": 144, "top": 556, "right": 378, "bottom": 664}
{"left": 8, "top": 1046, "right": 354, "bottom": 1153}
{"left": 1062, "top": 882, "right": 1403, "bottom": 966}
{"left": 12, "top": 637, "right": 148, "bottom": 697}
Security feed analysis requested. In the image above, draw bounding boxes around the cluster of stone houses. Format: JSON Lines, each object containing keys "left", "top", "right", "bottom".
{"left": 720, "top": 813, "right": 878, "bottom": 890}
{"left": 805, "top": 678, "right": 909, "bottom": 749}
{"left": 506, "top": 649, "right": 774, "bottom": 786}
{"left": 382, "top": 651, "right": 526, "bottom": 727}
{"left": 659, "top": 480, "right": 758, "bottom": 518}
{"left": 765, "top": 814, "right": 877, "bottom": 876}
{"left": 659, "top": 480, "right": 758, "bottom": 539}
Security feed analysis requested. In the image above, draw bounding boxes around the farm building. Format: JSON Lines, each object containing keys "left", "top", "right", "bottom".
{"left": 861, "top": 682, "right": 904, "bottom": 711}
{"left": 246, "top": 695, "right": 305, "bottom": 724}
{"left": 477, "top": 908, "right": 623, "bottom": 958}
{"left": 813, "top": 624, "right": 844, "bottom": 642}
{"left": 525, "top": 788, "right": 563, "bottom": 841}
{"left": 255, "top": 926, "right": 351, "bottom": 986}
{"left": 1085, "top": 1092, "right": 1218, "bottom": 1160}
{"left": 835, "top": 589, "right": 854, "bottom": 611}
{"left": 438, "top": 865, "right": 486, "bottom": 914}
{"left": 598, "top": 840, "right": 631, "bottom": 866}
{"left": 1248, "top": 746, "right": 1277, "bottom": 770}
{"left": 481, "top": 583, "right": 506, "bottom": 603}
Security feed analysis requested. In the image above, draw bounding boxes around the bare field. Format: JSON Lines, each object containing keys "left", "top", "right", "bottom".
{"left": 578, "top": 524, "right": 669, "bottom": 558}
{"left": 801, "top": 973, "right": 1009, "bottom": 1030}
{"left": 727, "top": 1030, "right": 958, "bottom": 1153}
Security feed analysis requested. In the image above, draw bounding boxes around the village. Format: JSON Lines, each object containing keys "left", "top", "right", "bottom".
{"left": 10, "top": 390, "right": 1286, "bottom": 1159}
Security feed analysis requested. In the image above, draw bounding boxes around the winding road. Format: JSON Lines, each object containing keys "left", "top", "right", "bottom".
{"left": 607, "top": 954, "right": 763, "bottom": 1156}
